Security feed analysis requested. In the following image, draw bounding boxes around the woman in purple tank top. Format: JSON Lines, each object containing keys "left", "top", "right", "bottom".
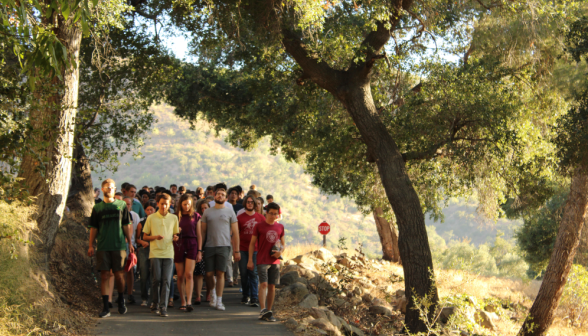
{"left": 174, "top": 194, "right": 201, "bottom": 312}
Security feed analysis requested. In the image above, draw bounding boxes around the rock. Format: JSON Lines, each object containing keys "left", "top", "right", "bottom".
{"left": 338, "top": 256, "right": 354, "bottom": 268}
{"left": 361, "top": 292, "right": 374, "bottom": 303}
{"left": 291, "top": 255, "right": 304, "bottom": 264}
{"left": 334, "top": 263, "right": 345, "bottom": 271}
{"left": 369, "top": 305, "right": 393, "bottom": 316}
{"left": 397, "top": 295, "right": 408, "bottom": 314}
{"left": 314, "top": 248, "right": 337, "bottom": 263}
{"left": 309, "top": 318, "right": 342, "bottom": 336}
{"left": 279, "top": 282, "right": 309, "bottom": 303}
{"left": 324, "top": 310, "right": 341, "bottom": 329}
{"left": 466, "top": 296, "right": 478, "bottom": 307}
{"left": 310, "top": 307, "right": 328, "bottom": 320}
{"left": 283, "top": 259, "right": 296, "bottom": 266}
{"left": 299, "top": 294, "right": 319, "bottom": 309}
{"left": 296, "top": 277, "right": 309, "bottom": 286}
{"left": 352, "top": 287, "right": 363, "bottom": 296}
{"left": 371, "top": 297, "right": 385, "bottom": 306}
{"left": 350, "top": 296, "right": 362, "bottom": 306}
{"left": 294, "top": 325, "right": 307, "bottom": 333}
{"left": 338, "top": 317, "right": 352, "bottom": 334}
{"left": 301, "top": 316, "right": 315, "bottom": 324}
{"left": 485, "top": 303, "right": 498, "bottom": 313}
{"left": 350, "top": 326, "right": 365, "bottom": 336}
{"left": 475, "top": 310, "right": 496, "bottom": 330}
{"left": 395, "top": 289, "right": 405, "bottom": 298}
{"left": 333, "top": 297, "right": 348, "bottom": 308}
{"left": 440, "top": 307, "right": 457, "bottom": 323}
{"left": 284, "top": 318, "right": 299, "bottom": 329}
{"left": 280, "top": 271, "right": 300, "bottom": 286}
{"left": 281, "top": 264, "right": 301, "bottom": 274}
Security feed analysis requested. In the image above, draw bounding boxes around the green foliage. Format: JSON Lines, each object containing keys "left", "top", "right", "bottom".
{"left": 561, "top": 264, "right": 588, "bottom": 327}
{"left": 428, "top": 226, "right": 529, "bottom": 279}
{"left": 78, "top": 25, "right": 180, "bottom": 173}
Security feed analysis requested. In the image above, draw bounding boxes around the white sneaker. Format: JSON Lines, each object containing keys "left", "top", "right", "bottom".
{"left": 141, "top": 300, "right": 148, "bottom": 307}
{"left": 209, "top": 290, "right": 217, "bottom": 308}
{"left": 216, "top": 302, "right": 225, "bottom": 311}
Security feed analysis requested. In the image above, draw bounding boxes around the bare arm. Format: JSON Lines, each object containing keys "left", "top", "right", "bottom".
{"left": 123, "top": 224, "right": 134, "bottom": 253}
{"left": 136, "top": 223, "right": 148, "bottom": 248}
{"left": 88, "top": 228, "right": 98, "bottom": 257}
{"left": 231, "top": 221, "right": 240, "bottom": 261}
{"left": 197, "top": 219, "right": 203, "bottom": 251}
{"left": 247, "top": 235, "right": 258, "bottom": 270}
{"left": 143, "top": 233, "right": 163, "bottom": 241}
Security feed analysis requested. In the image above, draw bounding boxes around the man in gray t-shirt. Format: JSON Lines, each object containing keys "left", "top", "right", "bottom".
{"left": 200, "top": 188, "right": 240, "bottom": 311}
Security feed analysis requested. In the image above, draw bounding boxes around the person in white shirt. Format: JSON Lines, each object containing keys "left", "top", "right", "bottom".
{"left": 124, "top": 197, "right": 141, "bottom": 304}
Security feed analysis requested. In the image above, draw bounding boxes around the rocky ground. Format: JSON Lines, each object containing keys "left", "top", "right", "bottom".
{"left": 272, "top": 248, "right": 537, "bottom": 336}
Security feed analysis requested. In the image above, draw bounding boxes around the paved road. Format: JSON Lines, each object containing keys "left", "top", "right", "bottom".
{"left": 93, "top": 285, "right": 294, "bottom": 336}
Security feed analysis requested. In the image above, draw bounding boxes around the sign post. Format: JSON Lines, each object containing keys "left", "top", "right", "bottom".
{"left": 318, "top": 221, "right": 330, "bottom": 247}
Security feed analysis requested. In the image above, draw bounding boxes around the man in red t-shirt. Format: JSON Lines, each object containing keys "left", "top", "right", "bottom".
{"left": 248, "top": 202, "right": 285, "bottom": 322}
{"left": 237, "top": 195, "right": 265, "bottom": 307}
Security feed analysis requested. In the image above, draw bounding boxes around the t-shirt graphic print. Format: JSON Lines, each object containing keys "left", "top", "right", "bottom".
{"left": 254, "top": 222, "right": 284, "bottom": 265}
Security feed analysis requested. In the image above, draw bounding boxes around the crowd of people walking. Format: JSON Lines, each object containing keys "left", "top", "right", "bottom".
{"left": 88, "top": 180, "right": 286, "bottom": 322}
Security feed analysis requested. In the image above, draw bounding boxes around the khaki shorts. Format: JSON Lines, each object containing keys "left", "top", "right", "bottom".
{"left": 257, "top": 264, "right": 281, "bottom": 285}
{"left": 96, "top": 250, "right": 127, "bottom": 272}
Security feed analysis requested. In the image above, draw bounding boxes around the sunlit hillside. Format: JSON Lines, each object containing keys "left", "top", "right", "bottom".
{"left": 92, "top": 105, "right": 522, "bottom": 258}
{"left": 92, "top": 105, "right": 382, "bottom": 254}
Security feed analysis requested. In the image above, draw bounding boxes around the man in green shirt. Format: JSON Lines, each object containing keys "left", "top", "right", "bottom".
{"left": 88, "top": 178, "right": 134, "bottom": 318}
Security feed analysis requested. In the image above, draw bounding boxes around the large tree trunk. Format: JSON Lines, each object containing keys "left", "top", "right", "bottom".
{"left": 340, "top": 81, "right": 438, "bottom": 333}
{"left": 373, "top": 207, "right": 401, "bottom": 263}
{"left": 19, "top": 16, "right": 82, "bottom": 267}
{"left": 66, "top": 139, "right": 95, "bottom": 223}
{"left": 518, "top": 165, "right": 588, "bottom": 336}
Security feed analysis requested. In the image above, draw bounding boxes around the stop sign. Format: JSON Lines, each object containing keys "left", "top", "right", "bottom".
{"left": 318, "top": 221, "right": 330, "bottom": 235}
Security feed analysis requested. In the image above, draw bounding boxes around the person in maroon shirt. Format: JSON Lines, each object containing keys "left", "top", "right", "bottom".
{"left": 248, "top": 202, "right": 285, "bottom": 322}
{"left": 174, "top": 194, "right": 202, "bottom": 312}
{"left": 237, "top": 195, "right": 265, "bottom": 306}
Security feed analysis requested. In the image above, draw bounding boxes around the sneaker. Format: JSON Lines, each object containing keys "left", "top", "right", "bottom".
{"left": 160, "top": 310, "right": 169, "bottom": 317}
{"left": 264, "top": 315, "right": 277, "bottom": 322}
{"left": 141, "top": 300, "right": 148, "bottom": 307}
{"left": 128, "top": 295, "right": 136, "bottom": 304}
{"left": 118, "top": 297, "right": 127, "bottom": 315}
{"left": 209, "top": 290, "right": 217, "bottom": 308}
{"left": 241, "top": 296, "right": 250, "bottom": 305}
{"left": 227, "top": 281, "right": 234, "bottom": 287}
{"left": 250, "top": 299, "right": 259, "bottom": 307}
{"left": 261, "top": 309, "right": 273, "bottom": 321}
{"left": 99, "top": 310, "right": 110, "bottom": 318}
{"left": 216, "top": 302, "right": 225, "bottom": 311}
{"left": 151, "top": 305, "right": 160, "bottom": 315}
{"left": 259, "top": 308, "right": 268, "bottom": 320}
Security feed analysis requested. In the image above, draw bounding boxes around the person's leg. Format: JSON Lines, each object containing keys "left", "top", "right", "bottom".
{"left": 259, "top": 282, "right": 268, "bottom": 310}
{"left": 126, "top": 268, "right": 134, "bottom": 298}
{"left": 250, "top": 252, "right": 259, "bottom": 302}
{"left": 233, "top": 255, "right": 240, "bottom": 287}
{"left": 226, "top": 246, "right": 233, "bottom": 284}
{"left": 151, "top": 258, "right": 162, "bottom": 310}
{"left": 195, "top": 275, "right": 203, "bottom": 303}
{"left": 215, "top": 270, "right": 225, "bottom": 297}
{"left": 108, "top": 272, "right": 114, "bottom": 304}
{"left": 267, "top": 284, "right": 276, "bottom": 311}
{"left": 168, "top": 263, "right": 176, "bottom": 307}
{"left": 238, "top": 251, "right": 250, "bottom": 300}
{"left": 100, "top": 271, "right": 111, "bottom": 312}
{"left": 160, "top": 258, "right": 174, "bottom": 314}
{"left": 184, "top": 259, "right": 195, "bottom": 308}
{"left": 138, "top": 248, "right": 150, "bottom": 302}
{"left": 204, "top": 247, "right": 217, "bottom": 306}
{"left": 175, "top": 262, "right": 186, "bottom": 307}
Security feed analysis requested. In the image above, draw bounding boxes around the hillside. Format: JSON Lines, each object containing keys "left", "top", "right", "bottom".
{"left": 92, "top": 105, "right": 522, "bottom": 258}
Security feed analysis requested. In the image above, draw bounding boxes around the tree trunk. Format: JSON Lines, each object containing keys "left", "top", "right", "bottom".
{"left": 373, "top": 207, "right": 401, "bottom": 263}
{"left": 66, "top": 139, "right": 95, "bottom": 223}
{"left": 18, "top": 17, "right": 82, "bottom": 267}
{"left": 518, "top": 165, "right": 588, "bottom": 336}
{"left": 340, "top": 80, "right": 438, "bottom": 333}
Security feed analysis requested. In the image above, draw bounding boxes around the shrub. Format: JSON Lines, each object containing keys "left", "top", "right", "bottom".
{"left": 561, "top": 264, "right": 588, "bottom": 328}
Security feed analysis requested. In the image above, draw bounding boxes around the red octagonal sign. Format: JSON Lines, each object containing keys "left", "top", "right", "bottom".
{"left": 318, "top": 221, "right": 330, "bottom": 235}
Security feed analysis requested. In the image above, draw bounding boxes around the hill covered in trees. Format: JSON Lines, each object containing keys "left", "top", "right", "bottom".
{"left": 93, "top": 105, "right": 521, "bottom": 257}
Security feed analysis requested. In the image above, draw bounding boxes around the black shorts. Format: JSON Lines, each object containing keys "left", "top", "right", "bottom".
{"left": 204, "top": 246, "right": 231, "bottom": 273}
{"left": 257, "top": 264, "right": 281, "bottom": 285}
{"left": 96, "top": 250, "right": 127, "bottom": 272}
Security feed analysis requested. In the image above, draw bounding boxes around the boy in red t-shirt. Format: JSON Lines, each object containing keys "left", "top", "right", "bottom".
{"left": 237, "top": 195, "right": 265, "bottom": 306}
{"left": 247, "top": 202, "right": 285, "bottom": 322}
